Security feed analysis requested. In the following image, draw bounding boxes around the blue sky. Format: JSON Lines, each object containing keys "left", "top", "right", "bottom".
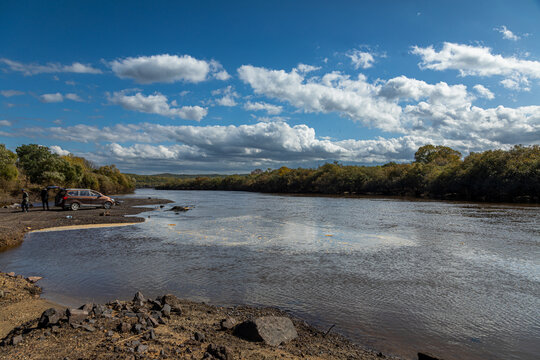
{"left": 1, "top": 0, "right": 539, "bottom": 173}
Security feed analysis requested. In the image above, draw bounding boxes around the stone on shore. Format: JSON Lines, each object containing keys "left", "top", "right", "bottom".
{"left": 26, "top": 276, "right": 43, "bottom": 283}
{"left": 220, "top": 317, "right": 237, "bottom": 330}
{"left": 159, "top": 294, "right": 183, "bottom": 314}
{"left": 38, "top": 308, "right": 64, "bottom": 328}
{"left": 11, "top": 334, "right": 23, "bottom": 345}
{"left": 67, "top": 308, "right": 88, "bottom": 324}
{"left": 205, "top": 343, "right": 233, "bottom": 360}
{"left": 234, "top": 316, "right": 298, "bottom": 346}
{"left": 168, "top": 206, "right": 191, "bottom": 212}
{"left": 133, "top": 291, "right": 145, "bottom": 306}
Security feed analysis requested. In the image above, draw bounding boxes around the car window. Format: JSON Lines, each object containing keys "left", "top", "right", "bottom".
{"left": 79, "top": 190, "right": 91, "bottom": 196}
{"left": 67, "top": 191, "right": 79, "bottom": 196}
{"left": 90, "top": 191, "right": 100, "bottom": 196}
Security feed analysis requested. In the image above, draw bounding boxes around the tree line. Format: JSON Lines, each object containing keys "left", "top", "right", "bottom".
{"left": 155, "top": 145, "right": 540, "bottom": 203}
{"left": 0, "top": 144, "right": 135, "bottom": 202}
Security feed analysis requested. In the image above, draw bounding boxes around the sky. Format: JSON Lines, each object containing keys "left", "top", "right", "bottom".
{"left": 1, "top": 0, "right": 539, "bottom": 174}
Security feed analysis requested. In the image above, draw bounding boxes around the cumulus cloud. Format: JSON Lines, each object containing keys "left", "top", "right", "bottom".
{"left": 411, "top": 42, "right": 540, "bottom": 90}
{"left": 1, "top": 90, "right": 25, "bottom": 97}
{"left": 473, "top": 84, "right": 495, "bottom": 99}
{"left": 49, "top": 145, "right": 70, "bottom": 156}
{"left": 238, "top": 65, "right": 402, "bottom": 131}
{"left": 110, "top": 54, "right": 230, "bottom": 84}
{"left": 0, "top": 120, "right": 11, "bottom": 126}
{"left": 40, "top": 93, "right": 64, "bottom": 103}
{"left": 494, "top": 25, "right": 520, "bottom": 41}
{"left": 212, "top": 86, "right": 239, "bottom": 107}
{"left": 108, "top": 91, "right": 208, "bottom": 121}
{"left": 244, "top": 101, "right": 283, "bottom": 115}
{"left": 0, "top": 58, "right": 102, "bottom": 75}
{"left": 346, "top": 50, "right": 376, "bottom": 69}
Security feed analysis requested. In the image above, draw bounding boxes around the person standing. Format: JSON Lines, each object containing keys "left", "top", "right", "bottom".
{"left": 41, "top": 188, "right": 49, "bottom": 210}
{"left": 21, "top": 189, "right": 29, "bottom": 213}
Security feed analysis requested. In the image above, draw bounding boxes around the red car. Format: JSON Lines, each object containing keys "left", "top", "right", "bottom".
{"left": 55, "top": 188, "right": 115, "bottom": 211}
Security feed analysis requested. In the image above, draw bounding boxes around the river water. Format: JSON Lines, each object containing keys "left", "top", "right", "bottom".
{"left": 1, "top": 189, "right": 539, "bottom": 359}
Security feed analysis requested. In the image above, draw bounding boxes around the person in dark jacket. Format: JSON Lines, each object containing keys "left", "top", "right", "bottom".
{"left": 21, "top": 189, "right": 29, "bottom": 213}
{"left": 41, "top": 188, "right": 49, "bottom": 210}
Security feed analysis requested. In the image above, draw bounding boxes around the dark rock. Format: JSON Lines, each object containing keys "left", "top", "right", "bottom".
{"left": 67, "top": 308, "right": 88, "bottom": 324}
{"left": 147, "top": 316, "right": 159, "bottom": 328}
{"left": 144, "top": 328, "right": 156, "bottom": 340}
{"left": 38, "top": 308, "right": 64, "bottom": 328}
{"left": 418, "top": 353, "right": 442, "bottom": 360}
{"left": 81, "top": 324, "right": 96, "bottom": 332}
{"left": 110, "top": 300, "right": 122, "bottom": 310}
{"left": 148, "top": 299, "right": 162, "bottom": 310}
{"left": 220, "top": 317, "right": 237, "bottom": 330}
{"left": 132, "top": 323, "right": 144, "bottom": 334}
{"left": 206, "top": 344, "right": 233, "bottom": 360}
{"left": 162, "top": 304, "right": 171, "bottom": 318}
{"left": 79, "top": 303, "right": 94, "bottom": 313}
{"left": 136, "top": 344, "right": 148, "bottom": 353}
{"left": 194, "top": 331, "right": 206, "bottom": 342}
{"left": 234, "top": 316, "right": 298, "bottom": 346}
{"left": 124, "top": 312, "right": 137, "bottom": 318}
{"left": 92, "top": 304, "right": 107, "bottom": 316}
{"left": 11, "top": 335, "right": 23, "bottom": 345}
{"left": 168, "top": 206, "right": 191, "bottom": 212}
{"left": 118, "top": 322, "right": 131, "bottom": 333}
{"left": 160, "top": 294, "right": 182, "bottom": 314}
{"left": 133, "top": 291, "right": 145, "bottom": 305}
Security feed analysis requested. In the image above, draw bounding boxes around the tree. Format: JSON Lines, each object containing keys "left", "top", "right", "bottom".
{"left": 16, "top": 144, "right": 64, "bottom": 184}
{"left": 414, "top": 144, "right": 461, "bottom": 165}
{"left": 0, "top": 144, "right": 18, "bottom": 181}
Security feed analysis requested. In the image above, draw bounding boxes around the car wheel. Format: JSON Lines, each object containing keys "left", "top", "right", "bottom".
{"left": 103, "top": 201, "right": 112, "bottom": 210}
{"left": 70, "top": 202, "right": 80, "bottom": 211}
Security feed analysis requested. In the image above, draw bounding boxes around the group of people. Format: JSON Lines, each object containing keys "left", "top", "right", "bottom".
{"left": 20, "top": 188, "right": 50, "bottom": 212}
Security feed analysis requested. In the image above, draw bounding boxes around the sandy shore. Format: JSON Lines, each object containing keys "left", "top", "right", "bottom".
{"left": 0, "top": 197, "right": 172, "bottom": 252}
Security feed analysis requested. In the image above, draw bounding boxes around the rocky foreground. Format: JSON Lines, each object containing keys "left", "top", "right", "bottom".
{"left": 0, "top": 272, "right": 396, "bottom": 360}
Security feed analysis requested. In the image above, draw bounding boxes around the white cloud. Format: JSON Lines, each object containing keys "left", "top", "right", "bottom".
{"left": 238, "top": 65, "right": 402, "bottom": 131}
{"left": 473, "top": 84, "right": 495, "bottom": 99}
{"left": 411, "top": 42, "right": 540, "bottom": 90}
{"left": 346, "top": 50, "right": 376, "bottom": 69}
{"left": 1, "top": 90, "right": 25, "bottom": 97}
{"left": 0, "top": 120, "right": 11, "bottom": 126}
{"left": 0, "top": 58, "right": 102, "bottom": 75}
{"left": 295, "top": 64, "right": 321, "bottom": 73}
{"left": 212, "top": 86, "right": 239, "bottom": 107}
{"left": 494, "top": 25, "right": 520, "bottom": 41}
{"left": 108, "top": 91, "right": 208, "bottom": 121}
{"left": 49, "top": 145, "right": 70, "bottom": 156}
{"left": 40, "top": 93, "right": 64, "bottom": 103}
{"left": 65, "top": 93, "right": 84, "bottom": 102}
{"left": 110, "top": 54, "right": 229, "bottom": 84}
{"left": 39, "top": 92, "right": 84, "bottom": 103}
{"left": 244, "top": 101, "right": 283, "bottom": 115}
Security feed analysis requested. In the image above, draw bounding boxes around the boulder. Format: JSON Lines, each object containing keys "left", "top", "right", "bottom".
{"left": 26, "top": 276, "right": 43, "bottom": 283}
{"left": 38, "top": 308, "right": 64, "bottom": 328}
{"left": 67, "top": 308, "right": 88, "bottom": 324}
{"left": 234, "top": 316, "right": 298, "bottom": 346}
{"left": 7, "top": 272, "right": 15, "bottom": 277}
{"left": 79, "top": 303, "right": 94, "bottom": 313}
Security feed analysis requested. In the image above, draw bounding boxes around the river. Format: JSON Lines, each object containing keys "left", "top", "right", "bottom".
{"left": 0, "top": 189, "right": 538, "bottom": 359}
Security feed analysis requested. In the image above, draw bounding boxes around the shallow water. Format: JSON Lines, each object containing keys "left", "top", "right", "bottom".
{"left": 1, "top": 189, "right": 539, "bottom": 359}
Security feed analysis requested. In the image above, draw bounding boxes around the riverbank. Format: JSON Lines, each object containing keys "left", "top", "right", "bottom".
{"left": 0, "top": 197, "right": 172, "bottom": 252}
{"left": 0, "top": 271, "right": 397, "bottom": 360}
